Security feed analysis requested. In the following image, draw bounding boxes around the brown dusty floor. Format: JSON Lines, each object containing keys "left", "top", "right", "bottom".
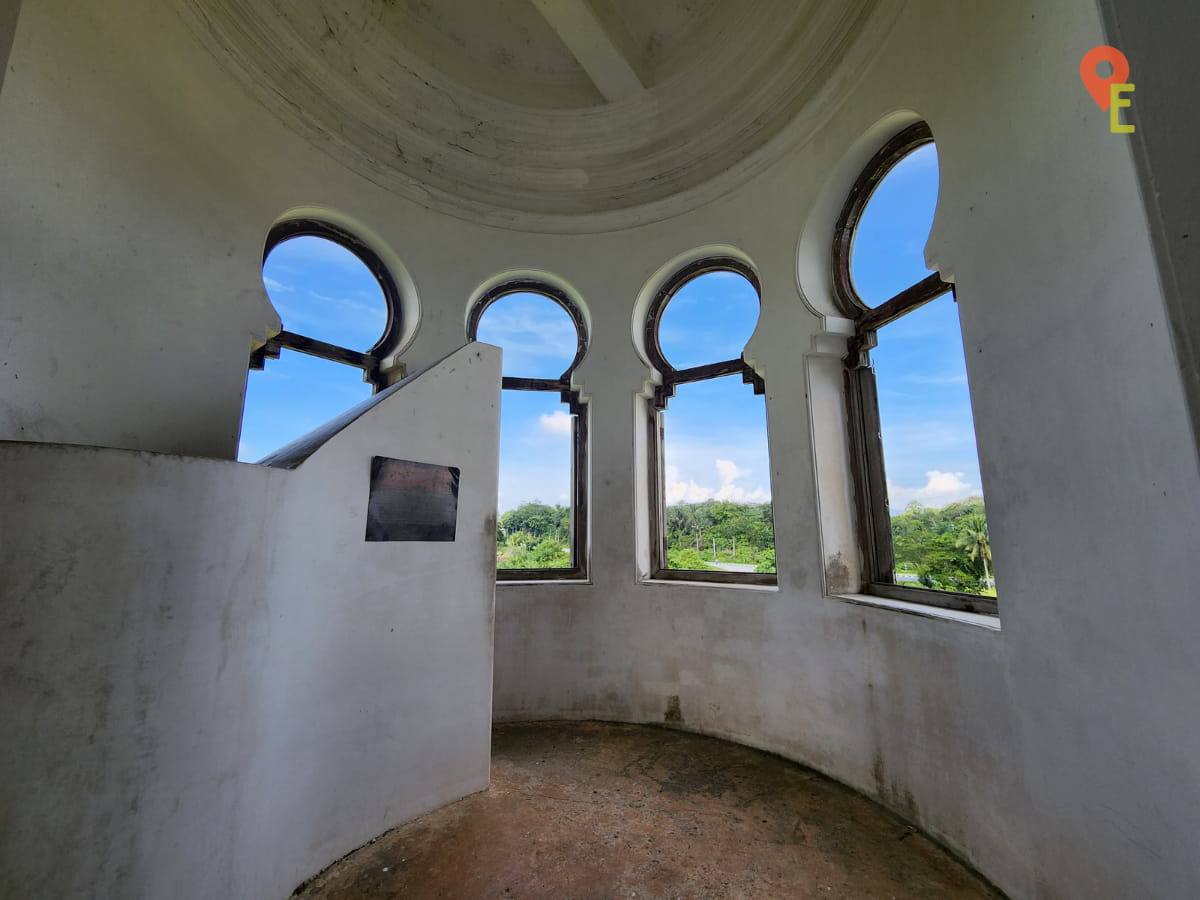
{"left": 295, "top": 722, "right": 1005, "bottom": 900}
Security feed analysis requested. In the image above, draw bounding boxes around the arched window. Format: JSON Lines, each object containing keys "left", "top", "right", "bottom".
{"left": 644, "top": 260, "right": 776, "bottom": 584}
{"left": 834, "top": 123, "right": 997, "bottom": 614}
{"left": 469, "top": 282, "right": 588, "bottom": 580}
{"left": 239, "top": 220, "right": 403, "bottom": 462}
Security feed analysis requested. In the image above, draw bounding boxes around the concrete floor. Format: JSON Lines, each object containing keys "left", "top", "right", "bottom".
{"left": 295, "top": 722, "right": 1004, "bottom": 899}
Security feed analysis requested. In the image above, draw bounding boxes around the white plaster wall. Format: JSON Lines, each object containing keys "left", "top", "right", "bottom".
{"left": 493, "top": 3, "right": 1200, "bottom": 899}
{"left": 0, "top": 345, "right": 501, "bottom": 898}
{"left": 0, "top": 0, "right": 284, "bottom": 457}
{"left": 1097, "top": 0, "right": 1200, "bottom": 468}
{"left": 2, "top": 1, "right": 1199, "bottom": 899}
{"left": 236, "top": 344, "right": 501, "bottom": 895}
{"left": 0, "top": 0, "right": 21, "bottom": 96}
{"left": 1, "top": 444, "right": 280, "bottom": 898}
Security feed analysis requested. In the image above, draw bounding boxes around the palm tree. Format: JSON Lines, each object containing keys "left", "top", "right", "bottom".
{"left": 955, "top": 514, "right": 992, "bottom": 585}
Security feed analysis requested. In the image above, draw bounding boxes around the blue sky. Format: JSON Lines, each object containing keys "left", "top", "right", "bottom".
{"left": 657, "top": 270, "right": 758, "bottom": 369}
{"left": 476, "top": 293, "right": 576, "bottom": 511}
{"left": 661, "top": 375, "right": 772, "bottom": 505}
{"left": 240, "top": 142, "right": 985, "bottom": 515}
{"left": 851, "top": 144, "right": 986, "bottom": 511}
{"left": 476, "top": 284, "right": 772, "bottom": 513}
{"left": 654, "top": 272, "right": 772, "bottom": 506}
{"left": 237, "top": 237, "right": 382, "bottom": 462}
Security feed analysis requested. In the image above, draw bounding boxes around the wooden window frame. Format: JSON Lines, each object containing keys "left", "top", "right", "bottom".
{"left": 643, "top": 258, "right": 777, "bottom": 587}
{"left": 468, "top": 280, "right": 589, "bottom": 582}
{"left": 833, "top": 123, "right": 997, "bottom": 616}
{"left": 249, "top": 218, "right": 404, "bottom": 390}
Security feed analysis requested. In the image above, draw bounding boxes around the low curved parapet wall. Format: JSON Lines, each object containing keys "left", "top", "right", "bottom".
{"left": 0, "top": 344, "right": 501, "bottom": 899}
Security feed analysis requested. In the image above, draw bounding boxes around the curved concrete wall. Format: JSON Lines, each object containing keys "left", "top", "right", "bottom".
{"left": 2, "top": 1, "right": 1199, "bottom": 899}
{"left": 0, "top": 346, "right": 501, "bottom": 898}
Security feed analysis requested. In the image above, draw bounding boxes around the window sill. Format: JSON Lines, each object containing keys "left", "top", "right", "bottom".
{"left": 640, "top": 576, "right": 779, "bottom": 592}
{"left": 834, "top": 592, "right": 1001, "bottom": 630}
{"left": 496, "top": 577, "right": 592, "bottom": 586}
{"left": 497, "top": 565, "right": 587, "bottom": 583}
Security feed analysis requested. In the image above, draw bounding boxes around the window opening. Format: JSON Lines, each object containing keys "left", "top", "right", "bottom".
{"left": 645, "top": 261, "right": 777, "bottom": 585}
{"left": 240, "top": 221, "right": 403, "bottom": 462}
{"left": 834, "top": 123, "right": 997, "bottom": 614}
{"left": 469, "top": 283, "right": 588, "bottom": 580}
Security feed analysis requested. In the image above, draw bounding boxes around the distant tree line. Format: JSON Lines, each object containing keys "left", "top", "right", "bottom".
{"left": 497, "top": 502, "right": 571, "bottom": 569}
{"left": 495, "top": 499, "right": 777, "bottom": 573}
{"left": 891, "top": 497, "right": 994, "bottom": 595}
{"left": 664, "top": 499, "right": 776, "bottom": 573}
{"left": 496, "top": 497, "right": 991, "bottom": 589}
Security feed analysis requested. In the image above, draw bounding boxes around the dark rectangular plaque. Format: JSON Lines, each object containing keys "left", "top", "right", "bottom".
{"left": 365, "top": 456, "right": 460, "bottom": 542}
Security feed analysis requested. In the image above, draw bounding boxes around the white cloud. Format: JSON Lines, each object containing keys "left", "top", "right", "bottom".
{"left": 476, "top": 300, "right": 578, "bottom": 375}
{"left": 665, "top": 478, "right": 716, "bottom": 504}
{"left": 665, "top": 457, "right": 771, "bottom": 505}
{"left": 308, "top": 290, "right": 387, "bottom": 322}
{"left": 714, "top": 482, "right": 770, "bottom": 503}
{"left": 539, "top": 410, "right": 573, "bottom": 435}
{"left": 270, "top": 290, "right": 387, "bottom": 340}
{"left": 887, "top": 470, "right": 975, "bottom": 509}
{"left": 262, "top": 276, "right": 293, "bottom": 293}
{"left": 496, "top": 472, "right": 570, "bottom": 513}
{"left": 880, "top": 420, "right": 978, "bottom": 458}
{"left": 714, "top": 459, "right": 743, "bottom": 483}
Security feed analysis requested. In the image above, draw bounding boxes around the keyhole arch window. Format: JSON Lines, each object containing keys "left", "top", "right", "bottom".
{"left": 468, "top": 281, "right": 589, "bottom": 581}
{"left": 240, "top": 218, "right": 406, "bottom": 462}
{"left": 833, "top": 121, "right": 997, "bottom": 615}
{"left": 643, "top": 258, "right": 777, "bottom": 585}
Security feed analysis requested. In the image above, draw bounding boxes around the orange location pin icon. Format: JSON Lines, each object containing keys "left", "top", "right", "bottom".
{"left": 1080, "top": 46, "right": 1130, "bottom": 110}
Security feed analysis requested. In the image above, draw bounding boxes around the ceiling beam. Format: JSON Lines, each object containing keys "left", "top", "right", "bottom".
{"left": 529, "top": 0, "right": 645, "bottom": 102}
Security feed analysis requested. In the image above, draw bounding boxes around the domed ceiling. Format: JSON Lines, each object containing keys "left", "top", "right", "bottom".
{"left": 177, "top": 0, "right": 892, "bottom": 232}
